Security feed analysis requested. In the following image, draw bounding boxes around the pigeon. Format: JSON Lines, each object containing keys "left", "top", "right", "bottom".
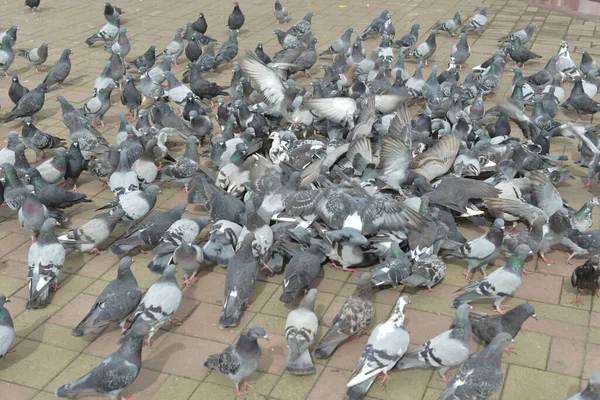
{"left": 189, "top": 12, "right": 208, "bottom": 35}
{"left": 370, "top": 241, "right": 412, "bottom": 288}
{"left": 157, "top": 136, "right": 199, "bottom": 191}
{"left": 228, "top": 2, "right": 245, "bottom": 31}
{"left": 96, "top": 185, "right": 161, "bottom": 230}
{"left": 434, "top": 11, "right": 462, "bottom": 37}
{"left": 394, "top": 304, "right": 472, "bottom": 382}
{"left": 202, "top": 219, "right": 243, "bottom": 266}
{"left": 571, "top": 255, "right": 600, "bottom": 306}
{"left": 42, "top": 49, "right": 72, "bottom": 91}
{"left": 58, "top": 209, "right": 125, "bottom": 253}
{"left": 443, "top": 218, "right": 505, "bottom": 281}
{"left": 452, "top": 244, "right": 532, "bottom": 312}
{"left": 5, "top": 83, "right": 45, "bottom": 122}
{"left": 162, "top": 28, "right": 185, "bottom": 66}
{"left": 571, "top": 196, "right": 600, "bottom": 233}
{"left": 94, "top": 61, "right": 116, "bottom": 94}
{"left": 8, "top": 74, "right": 28, "bottom": 105}
{"left": 280, "top": 242, "right": 325, "bottom": 303}
{"left": 568, "top": 371, "right": 600, "bottom": 400}
{"left": 105, "top": 28, "right": 130, "bottom": 59}
{"left": 103, "top": 2, "right": 124, "bottom": 21}
{"left": 18, "top": 193, "right": 48, "bottom": 242}
{"left": 400, "top": 256, "right": 446, "bottom": 290}
{"left": 109, "top": 204, "right": 186, "bottom": 256}
{"left": 85, "top": 13, "right": 120, "bottom": 46}
{"left": 127, "top": 45, "right": 157, "bottom": 71}
{"left": 27, "top": 218, "right": 65, "bottom": 309}
{"left": 469, "top": 303, "right": 537, "bottom": 347}
{"left": 36, "top": 147, "right": 67, "bottom": 184}
{"left": 25, "top": 0, "right": 40, "bottom": 12}
{"left": 583, "top": 71, "right": 598, "bottom": 99}
{"left": 345, "top": 296, "right": 410, "bottom": 400}
{"left": 315, "top": 272, "right": 375, "bottom": 359}
{"left": 289, "top": 12, "right": 314, "bottom": 37}
{"left": 83, "top": 85, "right": 115, "bottom": 127}
{"left": 0, "top": 25, "right": 17, "bottom": 47}
{"left": 131, "top": 138, "right": 159, "bottom": 186}
{"left": 407, "top": 29, "right": 437, "bottom": 66}
{"left": 185, "top": 33, "right": 203, "bottom": 63}
{"left": 121, "top": 75, "right": 142, "bottom": 121}
{"left": 580, "top": 48, "right": 598, "bottom": 77}
{"left": 561, "top": 76, "right": 600, "bottom": 122}
{"left": 359, "top": 10, "right": 390, "bottom": 40}
{"left": 394, "top": 23, "right": 420, "bottom": 53}
{"left": 451, "top": 32, "right": 471, "bottom": 70}
{"left": 55, "top": 321, "right": 149, "bottom": 400}
{"left": 508, "top": 37, "right": 542, "bottom": 67}
{"left": 0, "top": 36, "right": 15, "bottom": 78}
{"left": 21, "top": 117, "right": 66, "bottom": 161}
{"left": 109, "top": 149, "right": 139, "bottom": 198}
{"left": 438, "top": 332, "right": 512, "bottom": 400}
{"left": 462, "top": 5, "right": 488, "bottom": 35}
{"left": 204, "top": 326, "right": 269, "bottom": 397}
{"left": 28, "top": 168, "right": 92, "bottom": 209}
{"left": 172, "top": 242, "right": 205, "bottom": 286}
{"left": 128, "top": 264, "right": 182, "bottom": 346}
{"left": 320, "top": 28, "right": 354, "bottom": 57}
{"left": 498, "top": 23, "right": 537, "bottom": 45}
{"left": 220, "top": 233, "right": 260, "bottom": 328}
{"left": 557, "top": 41, "right": 581, "bottom": 81}
{"left": 72, "top": 257, "right": 142, "bottom": 336}
{"left": 285, "top": 288, "right": 319, "bottom": 375}
{"left": 1, "top": 163, "right": 30, "bottom": 210}
{"left": 274, "top": 0, "right": 290, "bottom": 23}
{"left": 0, "top": 294, "right": 14, "bottom": 359}
{"left": 0, "top": 131, "right": 21, "bottom": 165}
{"left": 214, "top": 30, "right": 239, "bottom": 70}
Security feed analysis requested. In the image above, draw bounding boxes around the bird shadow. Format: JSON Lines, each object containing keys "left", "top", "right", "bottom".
{"left": 0, "top": 338, "right": 39, "bottom": 372}
{"left": 143, "top": 342, "right": 185, "bottom": 371}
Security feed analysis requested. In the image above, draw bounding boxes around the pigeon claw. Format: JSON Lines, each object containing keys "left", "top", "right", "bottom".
{"left": 184, "top": 274, "right": 197, "bottom": 287}
{"left": 504, "top": 346, "right": 518, "bottom": 355}
{"left": 377, "top": 372, "right": 391, "bottom": 387}
{"left": 573, "top": 293, "right": 584, "bottom": 307}
{"left": 331, "top": 260, "right": 342, "bottom": 270}
{"left": 463, "top": 271, "right": 473, "bottom": 282}
{"left": 169, "top": 318, "right": 183, "bottom": 326}
{"left": 144, "top": 336, "right": 152, "bottom": 347}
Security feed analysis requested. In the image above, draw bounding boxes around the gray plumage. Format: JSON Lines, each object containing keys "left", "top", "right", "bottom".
{"left": 220, "top": 234, "right": 259, "bottom": 328}
{"left": 28, "top": 168, "right": 92, "bottom": 210}
{"left": 204, "top": 326, "right": 268, "bottom": 396}
{"left": 320, "top": 28, "right": 354, "bottom": 57}
{"left": 228, "top": 2, "right": 245, "bottom": 31}
{"left": 438, "top": 332, "right": 511, "bottom": 400}
{"left": 55, "top": 321, "right": 148, "bottom": 400}
{"left": 105, "top": 28, "right": 130, "bottom": 58}
{"left": 129, "top": 264, "right": 182, "bottom": 345}
{"left": 315, "top": 273, "right": 375, "bottom": 359}
{"left": 451, "top": 33, "right": 471, "bottom": 68}
{"left": 508, "top": 37, "right": 542, "bottom": 66}
{"left": 214, "top": 30, "right": 239, "bottom": 70}
{"left": 400, "top": 256, "right": 446, "bottom": 290}
{"left": 345, "top": 296, "right": 410, "bottom": 400}
{"left": 27, "top": 218, "right": 65, "bottom": 309}
{"left": 5, "top": 83, "right": 46, "bottom": 122}
{"left": 1, "top": 163, "right": 30, "bottom": 211}
{"left": 35, "top": 147, "right": 68, "bottom": 184}
{"left": 58, "top": 209, "right": 125, "bottom": 253}
{"left": 569, "top": 371, "right": 600, "bottom": 400}
{"left": 18, "top": 193, "right": 48, "bottom": 241}
{"left": 109, "top": 149, "right": 140, "bottom": 198}
{"left": 452, "top": 244, "right": 532, "bottom": 311}
{"left": 498, "top": 23, "right": 537, "bottom": 44}
{"left": 83, "top": 85, "right": 115, "bottom": 127}
{"left": 462, "top": 5, "right": 488, "bottom": 35}
{"left": 57, "top": 96, "right": 110, "bottom": 158}
{"left": 94, "top": 61, "right": 116, "bottom": 94}
{"left": 119, "top": 125, "right": 144, "bottom": 166}
{"left": 434, "top": 12, "right": 462, "bottom": 36}
{"left": 280, "top": 242, "right": 324, "bottom": 303}
{"left": 0, "top": 131, "right": 20, "bottom": 165}
{"left": 96, "top": 185, "right": 161, "bottom": 227}
{"left": 0, "top": 294, "right": 14, "bottom": 359}
{"left": 0, "top": 26, "right": 18, "bottom": 48}
{"left": 274, "top": 0, "right": 290, "bottom": 23}
{"left": 85, "top": 14, "right": 120, "bottom": 46}
{"left": 395, "top": 23, "right": 420, "bottom": 53}
{"left": 162, "top": 28, "right": 184, "bottom": 63}
{"left": 0, "top": 35, "right": 15, "bottom": 77}
{"left": 72, "top": 257, "right": 141, "bottom": 336}
{"left": 157, "top": 136, "right": 199, "bottom": 189}
{"left": 202, "top": 220, "right": 243, "bottom": 267}
{"left": 469, "top": 303, "right": 537, "bottom": 344}
{"left": 131, "top": 138, "right": 159, "bottom": 186}
{"left": 42, "top": 49, "right": 72, "bottom": 91}
{"left": 121, "top": 75, "right": 142, "bottom": 120}
{"left": 407, "top": 30, "right": 437, "bottom": 65}
{"left": 394, "top": 304, "right": 472, "bottom": 380}
{"left": 21, "top": 117, "right": 66, "bottom": 161}
{"left": 173, "top": 242, "right": 204, "bottom": 285}
{"left": 128, "top": 45, "right": 157, "bottom": 71}
{"left": 285, "top": 289, "right": 319, "bottom": 375}
{"left": 370, "top": 241, "right": 411, "bottom": 288}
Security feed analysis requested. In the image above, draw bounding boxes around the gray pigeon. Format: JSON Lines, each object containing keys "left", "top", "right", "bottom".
{"left": 462, "top": 5, "right": 488, "bottom": 35}
{"left": 0, "top": 25, "right": 17, "bottom": 47}
{"left": 27, "top": 168, "right": 92, "bottom": 209}
{"left": 131, "top": 138, "right": 159, "bottom": 186}
{"left": 129, "top": 264, "right": 182, "bottom": 346}
{"left": 36, "top": 147, "right": 68, "bottom": 184}
{"left": 0, "top": 131, "right": 21, "bottom": 165}
{"left": 394, "top": 23, "right": 420, "bottom": 53}
{"left": 498, "top": 23, "right": 537, "bottom": 45}
{"left": 173, "top": 242, "right": 205, "bottom": 286}
{"left": 434, "top": 11, "right": 462, "bottom": 37}
{"left": 58, "top": 209, "right": 125, "bottom": 253}
{"left": 72, "top": 257, "right": 142, "bottom": 336}
{"left": 18, "top": 192, "right": 48, "bottom": 242}
{"left": 109, "top": 149, "right": 139, "bottom": 198}
{"left": 121, "top": 75, "right": 142, "bottom": 121}
{"left": 5, "top": 83, "right": 46, "bottom": 122}
{"left": 452, "top": 244, "right": 532, "bottom": 312}
{"left": 562, "top": 77, "right": 600, "bottom": 122}
{"left": 568, "top": 371, "right": 600, "bottom": 400}
{"left": 9, "top": 75, "right": 28, "bottom": 105}
{"left": 85, "top": 13, "right": 120, "bottom": 45}
{"left": 0, "top": 294, "right": 14, "bottom": 359}
{"left": 105, "top": 28, "right": 130, "bottom": 58}
{"left": 21, "top": 117, "right": 66, "bottom": 162}
{"left": 214, "top": 30, "right": 239, "bottom": 70}
{"left": 55, "top": 321, "right": 149, "bottom": 400}
{"left": 128, "top": 45, "right": 157, "bottom": 71}
{"left": 94, "top": 61, "right": 116, "bottom": 94}
{"left": 0, "top": 35, "right": 15, "bottom": 77}
{"left": 285, "top": 289, "right": 319, "bottom": 375}
{"left": 315, "top": 272, "right": 375, "bottom": 359}
{"left": 1, "top": 163, "right": 30, "bottom": 211}
{"left": 438, "top": 332, "right": 512, "bottom": 400}
{"left": 443, "top": 218, "right": 505, "bottom": 281}
{"left": 96, "top": 185, "right": 161, "bottom": 230}
{"left": 400, "top": 256, "right": 446, "bottom": 290}
{"left": 508, "top": 37, "right": 542, "bottom": 67}
{"left": 289, "top": 12, "right": 313, "bottom": 37}
{"left": 345, "top": 296, "right": 410, "bottom": 400}
{"left": 407, "top": 29, "right": 437, "bottom": 66}
{"left": 469, "top": 303, "right": 536, "bottom": 347}
{"left": 370, "top": 241, "right": 412, "bottom": 288}
{"left": 274, "top": 0, "right": 290, "bottom": 23}
{"left": 320, "top": 28, "right": 354, "bottom": 57}
{"left": 157, "top": 136, "right": 199, "bottom": 191}
{"left": 27, "top": 218, "right": 65, "bottom": 309}
{"left": 280, "top": 242, "right": 324, "bottom": 303}
{"left": 83, "top": 85, "right": 115, "bottom": 127}
{"left": 42, "top": 49, "right": 72, "bottom": 91}
{"left": 162, "top": 28, "right": 184, "bottom": 65}
{"left": 109, "top": 204, "right": 186, "bottom": 256}
{"left": 57, "top": 96, "right": 110, "bottom": 158}
{"left": 202, "top": 219, "right": 243, "bottom": 267}
{"left": 204, "top": 326, "right": 268, "bottom": 397}
{"left": 220, "top": 234, "right": 259, "bottom": 328}
{"left": 228, "top": 2, "right": 245, "bottom": 31}
{"left": 451, "top": 32, "right": 471, "bottom": 70}
{"left": 394, "top": 304, "right": 472, "bottom": 382}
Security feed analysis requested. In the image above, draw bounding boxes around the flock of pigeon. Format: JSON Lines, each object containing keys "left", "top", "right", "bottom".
{"left": 0, "top": 0, "right": 600, "bottom": 399}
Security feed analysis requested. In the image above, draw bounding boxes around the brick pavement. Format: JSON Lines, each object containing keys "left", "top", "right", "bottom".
{"left": 0, "top": 0, "right": 600, "bottom": 399}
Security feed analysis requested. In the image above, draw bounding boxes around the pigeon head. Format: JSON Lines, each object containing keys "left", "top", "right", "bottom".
{"left": 11, "top": 75, "right": 18, "bottom": 83}
{"left": 119, "top": 320, "right": 152, "bottom": 345}
{"left": 144, "top": 184, "right": 162, "bottom": 197}
{"left": 453, "top": 304, "right": 473, "bottom": 330}
{"left": 509, "top": 303, "right": 537, "bottom": 322}
{"left": 586, "top": 196, "right": 600, "bottom": 208}
{"left": 492, "top": 218, "right": 505, "bottom": 230}
{"left": 487, "top": 332, "right": 513, "bottom": 354}
{"left": 0, "top": 294, "right": 9, "bottom": 306}
{"left": 169, "top": 204, "right": 187, "bottom": 217}
{"left": 117, "top": 256, "right": 135, "bottom": 278}
{"left": 246, "top": 326, "right": 269, "bottom": 340}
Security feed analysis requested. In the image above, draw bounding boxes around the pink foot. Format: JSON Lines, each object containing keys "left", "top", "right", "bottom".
{"left": 377, "top": 372, "right": 391, "bottom": 387}
{"left": 504, "top": 346, "right": 518, "bottom": 355}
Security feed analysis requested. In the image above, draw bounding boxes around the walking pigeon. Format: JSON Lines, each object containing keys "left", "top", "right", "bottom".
{"left": 468, "top": 303, "right": 537, "bottom": 348}
{"left": 5, "top": 83, "right": 46, "bottom": 122}
{"left": 285, "top": 289, "right": 319, "bottom": 375}
{"left": 58, "top": 209, "right": 125, "bottom": 253}
{"left": 571, "top": 255, "right": 600, "bottom": 306}
{"left": 320, "top": 28, "right": 354, "bottom": 57}
{"left": 280, "top": 242, "right": 325, "bottom": 303}
{"left": 394, "top": 24, "right": 419, "bottom": 53}
{"left": 228, "top": 2, "right": 245, "bottom": 31}
{"left": 407, "top": 29, "right": 437, "bottom": 66}
{"left": 85, "top": 13, "right": 120, "bottom": 46}
{"left": 96, "top": 185, "right": 161, "bottom": 230}
{"left": 21, "top": 117, "right": 66, "bottom": 162}
{"left": 42, "top": 49, "right": 72, "bottom": 91}
{"left": 462, "top": 5, "right": 488, "bottom": 35}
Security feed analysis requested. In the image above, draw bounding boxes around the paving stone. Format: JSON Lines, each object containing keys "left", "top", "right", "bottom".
{"left": 176, "top": 302, "right": 254, "bottom": 344}
{"left": 547, "top": 337, "right": 585, "bottom": 377}
{"left": 0, "top": 381, "right": 38, "bottom": 400}
{"left": 12, "top": 305, "right": 60, "bottom": 338}
{"left": 270, "top": 364, "right": 325, "bottom": 400}
{"left": 27, "top": 323, "right": 93, "bottom": 352}
{"left": 502, "top": 365, "right": 580, "bottom": 399}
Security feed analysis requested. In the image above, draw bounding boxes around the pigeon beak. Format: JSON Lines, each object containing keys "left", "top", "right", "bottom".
{"left": 4, "top": 299, "right": 10, "bottom": 303}
{"left": 262, "top": 334, "right": 269, "bottom": 341}
{"left": 531, "top": 314, "right": 538, "bottom": 320}
{"left": 158, "top": 190, "right": 163, "bottom": 194}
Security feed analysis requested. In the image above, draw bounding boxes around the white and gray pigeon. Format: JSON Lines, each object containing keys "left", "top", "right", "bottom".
{"left": 71, "top": 257, "right": 142, "bottom": 336}
{"left": 285, "top": 289, "right": 319, "bottom": 375}
{"left": 173, "top": 242, "right": 205, "bottom": 286}
{"left": 407, "top": 30, "right": 437, "bottom": 66}
{"left": 83, "top": 85, "right": 115, "bottom": 127}
{"left": 452, "top": 244, "right": 532, "bottom": 312}
{"left": 105, "top": 28, "right": 130, "bottom": 58}
{"left": 438, "top": 332, "right": 512, "bottom": 400}
{"left": 0, "top": 131, "right": 21, "bottom": 165}
{"left": 109, "top": 204, "right": 186, "bottom": 256}
{"left": 156, "top": 136, "right": 199, "bottom": 191}
{"left": 35, "top": 147, "right": 68, "bottom": 184}
{"left": 129, "top": 264, "right": 182, "bottom": 346}
{"left": 94, "top": 61, "right": 116, "bottom": 94}
{"left": 434, "top": 11, "right": 462, "bottom": 37}
{"left": 109, "top": 149, "right": 140, "bottom": 198}
{"left": 27, "top": 218, "right": 65, "bottom": 309}
{"left": 394, "top": 304, "right": 472, "bottom": 382}
{"left": 557, "top": 41, "right": 581, "bottom": 82}
{"left": 0, "top": 35, "right": 15, "bottom": 78}
{"left": 58, "top": 209, "right": 125, "bottom": 253}
{"left": 55, "top": 321, "right": 149, "bottom": 400}
{"left": 203, "top": 219, "right": 243, "bottom": 267}
{"left": 18, "top": 193, "right": 48, "bottom": 242}
{"left": 400, "top": 255, "right": 446, "bottom": 291}
{"left": 85, "top": 13, "right": 120, "bottom": 46}
{"left": 443, "top": 218, "right": 505, "bottom": 281}
{"left": 220, "top": 233, "right": 260, "bottom": 328}
{"left": 568, "top": 371, "right": 600, "bottom": 400}
{"left": 345, "top": 296, "right": 410, "bottom": 400}
{"left": 96, "top": 184, "right": 162, "bottom": 231}
{"left": 462, "top": 5, "right": 488, "bottom": 35}
{"left": 274, "top": 0, "right": 290, "bottom": 23}
{"left": 162, "top": 28, "right": 185, "bottom": 65}
{"left": 315, "top": 272, "right": 375, "bottom": 359}
{"left": 204, "top": 326, "right": 269, "bottom": 397}
{"left": 0, "top": 294, "right": 15, "bottom": 359}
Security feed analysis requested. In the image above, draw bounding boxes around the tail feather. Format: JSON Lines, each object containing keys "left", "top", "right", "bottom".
{"left": 146, "top": 253, "right": 172, "bottom": 274}
{"left": 286, "top": 349, "right": 315, "bottom": 375}
{"left": 345, "top": 376, "right": 376, "bottom": 400}
{"left": 218, "top": 297, "right": 241, "bottom": 328}
{"left": 393, "top": 352, "right": 429, "bottom": 371}
{"left": 54, "top": 376, "right": 93, "bottom": 398}
{"left": 451, "top": 290, "right": 487, "bottom": 307}
{"left": 314, "top": 345, "right": 337, "bottom": 359}
{"left": 400, "top": 273, "right": 428, "bottom": 288}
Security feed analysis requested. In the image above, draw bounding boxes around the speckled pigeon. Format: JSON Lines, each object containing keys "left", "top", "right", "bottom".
{"left": 21, "top": 117, "right": 66, "bottom": 162}
{"left": 370, "top": 241, "right": 411, "bottom": 288}
{"left": 285, "top": 289, "right": 319, "bottom": 375}
{"left": 400, "top": 256, "right": 446, "bottom": 291}
{"left": 204, "top": 326, "right": 268, "bottom": 397}
{"left": 156, "top": 136, "right": 199, "bottom": 191}
{"left": 315, "top": 272, "right": 375, "bottom": 359}
{"left": 72, "top": 257, "right": 141, "bottom": 336}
